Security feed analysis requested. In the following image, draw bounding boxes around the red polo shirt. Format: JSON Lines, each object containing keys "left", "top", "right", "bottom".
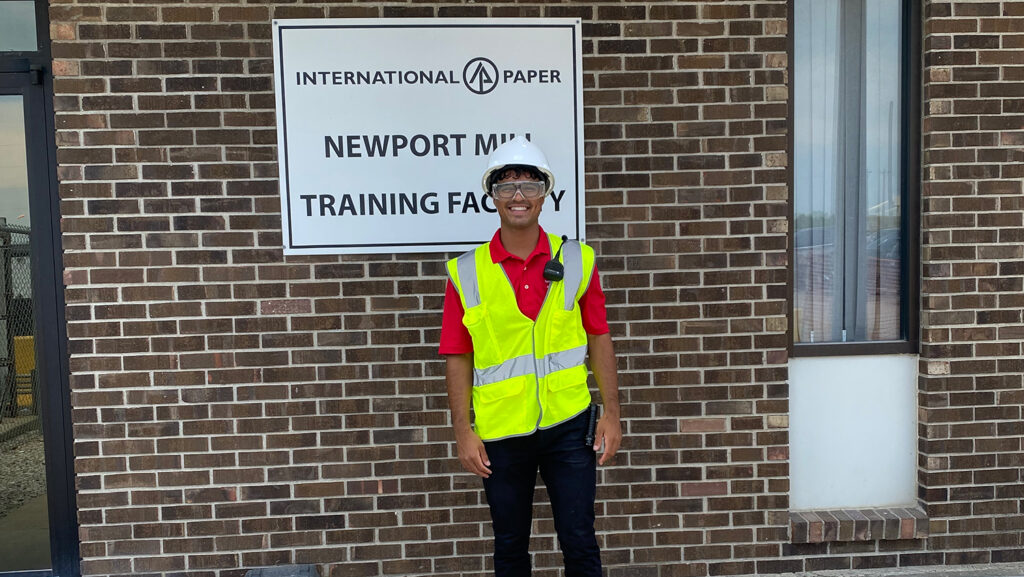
{"left": 439, "top": 227, "right": 609, "bottom": 355}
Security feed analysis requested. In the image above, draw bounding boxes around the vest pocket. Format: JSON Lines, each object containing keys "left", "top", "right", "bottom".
{"left": 541, "top": 365, "right": 590, "bottom": 429}
{"left": 547, "top": 308, "right": 584, "bottom": 350}
{"left": 463, "top": 303, "right": 500, "bottom": 367}
{"left": 545, "top": 364, "right": 588, "bottom": 391}
{"left": 473, "top": 377, "right": 530, "bottom": 439}
{"left": 475, "top": 377, "right": 525, "bottom": 404}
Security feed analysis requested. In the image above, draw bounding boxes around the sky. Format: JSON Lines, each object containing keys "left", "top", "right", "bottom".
{"left": 0, "top": 97, "right": 32, "bottom": 225}
{"left": 0, "top": 2, "right": 37, "bottom": 51}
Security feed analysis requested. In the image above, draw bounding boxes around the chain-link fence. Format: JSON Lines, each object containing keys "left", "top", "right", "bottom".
{"left": 0, "top": 222, "right": 35, "bottom": 425}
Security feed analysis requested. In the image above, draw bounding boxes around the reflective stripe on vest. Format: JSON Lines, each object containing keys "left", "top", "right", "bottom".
{"left": 455, "top": 250, "right": 480, "bottom": 308}
{"left": 561, "top": 240, "right": 582, "bottom": 311}
{"left": 474, "top": 344, "right": 588, "bottom": 387}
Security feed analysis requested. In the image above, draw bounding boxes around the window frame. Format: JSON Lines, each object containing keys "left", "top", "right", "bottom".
{"left": 787, "top": 0, "right": 921, "bottom": 357}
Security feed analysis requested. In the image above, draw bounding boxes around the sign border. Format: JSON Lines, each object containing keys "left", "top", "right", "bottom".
{"left": 273, "top": 19, "right": 583, "bottom": 253}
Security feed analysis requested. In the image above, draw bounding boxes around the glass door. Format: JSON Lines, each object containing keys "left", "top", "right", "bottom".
{"left": 0, "top": 73, "right": 50, "bottom": 575}
{"left": 0, "top": 64, "right": 78, "bottom": 576}
{"left": 0, "top": 0, "right": 80, "bottom": 572}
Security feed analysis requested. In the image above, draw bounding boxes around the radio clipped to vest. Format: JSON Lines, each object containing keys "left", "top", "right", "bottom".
{"left": 543, "top": 234, "right": 570, "bottom": 282}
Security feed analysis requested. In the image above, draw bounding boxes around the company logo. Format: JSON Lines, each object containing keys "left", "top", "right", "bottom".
{"left": 463, "top": 57, "right": 499, "bottom": 95}
{"left": 292, "top": 57, "right": 561, "bottom": 94}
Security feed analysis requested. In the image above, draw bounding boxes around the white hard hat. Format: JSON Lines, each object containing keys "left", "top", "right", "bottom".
{"left": 480, "top": 136, "right": 556, "bottom": 196}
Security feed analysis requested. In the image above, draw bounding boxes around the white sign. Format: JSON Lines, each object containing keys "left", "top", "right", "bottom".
{"left": 272, "top": 18, "right": 585, "bottom": 255}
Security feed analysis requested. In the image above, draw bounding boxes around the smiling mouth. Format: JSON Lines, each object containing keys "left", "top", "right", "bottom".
{"left": 509, "top": 206, "right": 530, "bottom": 212}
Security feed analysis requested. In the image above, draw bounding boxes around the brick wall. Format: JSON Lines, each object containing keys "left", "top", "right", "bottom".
{"left": 919, "top": 0, "right": 1024, "bottom": 566}
{"left": 46, "top": 0, "right": 1024, "bottom": 575}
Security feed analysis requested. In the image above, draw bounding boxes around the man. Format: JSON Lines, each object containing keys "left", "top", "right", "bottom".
{"left": 440, "top": 136, "right": 621, "bottom": 577}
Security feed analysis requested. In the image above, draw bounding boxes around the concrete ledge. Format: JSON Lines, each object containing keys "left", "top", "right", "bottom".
{"left": 790, "top": 506, "right": 928, "bottom": 543}
{"left": 774, "top": 561, "right": 1024, "bottom": 577}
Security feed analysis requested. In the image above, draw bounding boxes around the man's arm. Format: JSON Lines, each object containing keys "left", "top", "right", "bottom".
{"left": 587, "top": 332, "right": 621, "bottom": 465}
{"left": 445, "top": 353, "right": 491, "bottom": 478}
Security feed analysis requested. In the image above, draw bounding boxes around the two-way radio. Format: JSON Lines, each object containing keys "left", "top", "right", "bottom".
{"left": 543, "top": 235, "right": 570, "bottom": 282}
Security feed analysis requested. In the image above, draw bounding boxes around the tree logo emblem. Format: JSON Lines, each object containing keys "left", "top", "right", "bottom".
{"left": 463, "top": 57, "right": 499, "bottom": 95}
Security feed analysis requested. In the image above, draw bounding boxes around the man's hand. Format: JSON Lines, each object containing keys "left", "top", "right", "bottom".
{"left": 456, "top": 428, "right": 492, "bottom": 478}
{"left": 593, "top": 413, "right": 621, "bottom": 465}
{"left": 586, "top": 332, "right": 621, "bottom": 466}
{"left": 446, "top": 353, "right": 491, "bottom": 477}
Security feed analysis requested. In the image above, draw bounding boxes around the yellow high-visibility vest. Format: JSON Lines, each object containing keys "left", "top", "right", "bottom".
{"left": 447, "top": 233, "right": 596, "bottom": 441}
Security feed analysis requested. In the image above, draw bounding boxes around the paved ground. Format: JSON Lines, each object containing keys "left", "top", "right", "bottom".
{"left": 777, "top": 563, "right": 1024, "bottom": 577}
{"left": 0, "top": 429, "right": 50, "bottom": 571}
{"left": 0, "top": 429, "right": 46, "bottom": 519}
{"left": 0, "top": 494, "right": 49, "bottom": 570}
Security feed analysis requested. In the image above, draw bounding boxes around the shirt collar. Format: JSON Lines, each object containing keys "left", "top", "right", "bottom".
{"left": 489, "top": 226, "right": 550, "bottom": 264}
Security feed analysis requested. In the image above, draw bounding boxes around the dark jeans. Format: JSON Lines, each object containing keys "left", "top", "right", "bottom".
{"left": 482, "top": 411, "right": 601, "bottom": 577}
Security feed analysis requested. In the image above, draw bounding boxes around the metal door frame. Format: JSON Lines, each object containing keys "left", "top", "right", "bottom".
{"left": 0, "top": 2, "right": 80, "bottom": 572}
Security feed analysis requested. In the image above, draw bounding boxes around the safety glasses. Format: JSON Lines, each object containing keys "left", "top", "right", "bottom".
{"left": 491, "top": 180, "right": 546, "bottom": 200}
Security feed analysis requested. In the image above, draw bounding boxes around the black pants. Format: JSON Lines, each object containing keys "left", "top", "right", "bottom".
{"left": 481, "top": 411, "right": 601, "bottom": 577}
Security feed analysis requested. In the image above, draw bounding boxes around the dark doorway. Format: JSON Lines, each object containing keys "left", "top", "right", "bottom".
{"left": 0, "top": 0, "right": 79, "bottom": 574}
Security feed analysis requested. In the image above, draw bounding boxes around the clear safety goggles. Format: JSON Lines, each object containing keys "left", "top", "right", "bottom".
{"left": 491, "top": 180, "right": 546, "bottom": 200}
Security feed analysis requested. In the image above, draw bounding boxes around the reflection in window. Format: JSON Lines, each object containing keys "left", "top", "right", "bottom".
{"left": 0, "top": 2, "right": 37, "bottom": 52}
{"left": 0, "top": 97, "right": 31, "bottom": 223}
{"left": 793, "top": 0, "right": 903, "bottom": 343}
{"left": 0, "top": 95, "right": 47, "bottom": 571}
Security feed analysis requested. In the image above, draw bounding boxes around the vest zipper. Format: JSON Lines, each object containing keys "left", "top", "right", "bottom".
{"left": 494, "top": 234, "right": 558, "bottom": 433}
{"left": 532, "top": 275, "right": 555, "bottom": 430}
{"left": 532, "top": 328, "right": 543, "bottom": 429}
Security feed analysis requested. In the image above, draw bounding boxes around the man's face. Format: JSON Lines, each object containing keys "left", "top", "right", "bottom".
{"left": 492, "top": 169, "right": 545, "bottom": 231}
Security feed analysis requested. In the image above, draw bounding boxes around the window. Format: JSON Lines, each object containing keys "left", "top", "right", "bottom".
{"left": 791, "top": 0, "right": 917, "bottom": 352}
{"left": 0, "top": 1, "right": 38, "bottom": 52}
